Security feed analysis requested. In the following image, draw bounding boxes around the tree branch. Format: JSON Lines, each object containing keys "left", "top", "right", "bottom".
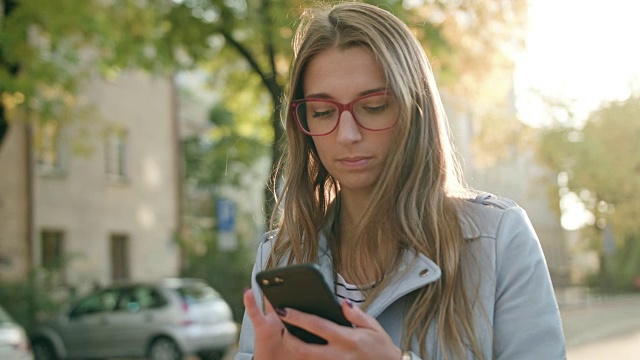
{"left": 219, "top": 29, "right": 279, "bottom": 97}
{"left": 260, "top": 0, "right": 278, "bottom": 82}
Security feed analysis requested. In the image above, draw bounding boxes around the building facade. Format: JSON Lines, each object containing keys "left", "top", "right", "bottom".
{"left": 0, "top": 71, "right": 181, "bottom": 292}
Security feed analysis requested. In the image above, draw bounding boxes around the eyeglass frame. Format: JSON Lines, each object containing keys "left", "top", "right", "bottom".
{"left": 290, "top": 91, "right": 400, "bottom": 136}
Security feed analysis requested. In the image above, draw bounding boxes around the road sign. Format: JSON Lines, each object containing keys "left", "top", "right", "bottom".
{"left": 216, "top": 199, "right": 237, "bottom": 251}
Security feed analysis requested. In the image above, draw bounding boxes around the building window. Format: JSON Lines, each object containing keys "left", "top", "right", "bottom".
{"left": 110, "top": 234, "right": 130, "bottom": 281}
{"left": 35, "top": 122, "right": 65, "bottom": 176}
{"left": 105, "top": 128, "right": 127, "bottom": 180}
{"left": 41, "top": 230, "right": 66, "bottom": 284}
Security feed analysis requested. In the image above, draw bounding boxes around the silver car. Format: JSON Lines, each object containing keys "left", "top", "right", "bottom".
{"left": 30, "top": 278, "right": 237, "bottom": 360}
{"left": 0, "top": 304, "right": 34, "bottom": 360}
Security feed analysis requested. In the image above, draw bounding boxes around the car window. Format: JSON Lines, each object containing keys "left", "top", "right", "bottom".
{"left": 70, "top": 289, "right": 120, "bottom": 318}
{"left": 134, "top": 286, "right": 167, "bottom": 309}
{"left": 175, "top": 283, "right": 220, "bottom": 305}
{"left": 115, "top": 286, "right": 168, "bottom": 312}
{"left": 116, "top": 288, "right": 138, "bottom": 312}
{"left": 0, "top": 305, "right": 13, "bottom": 323}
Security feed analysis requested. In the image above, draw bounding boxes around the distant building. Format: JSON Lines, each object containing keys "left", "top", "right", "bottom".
{"left": 467, "top": 147, "right": 570, "bottom": 287}
{"left": 444, "top": 86, "right": 570, "bottom": 288}
{"left": 0, "top": 72, "right": 181, "bottom": 293}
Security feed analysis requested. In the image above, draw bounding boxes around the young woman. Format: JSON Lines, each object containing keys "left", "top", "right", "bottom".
{"left": 236, "top": 2, "right": 566, "bottom": 359}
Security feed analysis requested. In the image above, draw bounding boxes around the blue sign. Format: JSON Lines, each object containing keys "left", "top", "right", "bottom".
{"left": 216, "top": 199, "right": 236, "bottom": 233}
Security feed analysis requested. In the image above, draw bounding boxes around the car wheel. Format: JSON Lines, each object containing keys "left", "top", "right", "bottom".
{"left": 148, "top": 337, "right": 182, "bottom": 360}
{"left": 32, "top": 339, "right": 58, "bottom": 360}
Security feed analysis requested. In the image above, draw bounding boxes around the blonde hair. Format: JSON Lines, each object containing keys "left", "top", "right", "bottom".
{"left": 268, "top": 2, "right": 482, "bottom": 359}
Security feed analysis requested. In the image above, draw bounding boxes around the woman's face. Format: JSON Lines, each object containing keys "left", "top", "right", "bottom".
{"left": 302, "top": 46, "right": 397, "bottom": 197}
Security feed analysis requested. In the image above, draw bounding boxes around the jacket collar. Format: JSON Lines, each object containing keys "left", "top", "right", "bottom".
{"left": 315, "top": 232, "right": 442, "bottom": 318}
{"left": 366, "top": 250, "right": 441, "bottom": 318}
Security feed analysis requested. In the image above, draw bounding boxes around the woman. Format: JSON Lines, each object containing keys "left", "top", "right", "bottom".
{"left": 236, "top": 2, "right": 566, "bottom": 359}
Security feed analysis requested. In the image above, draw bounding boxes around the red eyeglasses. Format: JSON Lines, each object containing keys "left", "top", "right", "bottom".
{"left": 290, "top": 91, "right": 400, "bottom": 136}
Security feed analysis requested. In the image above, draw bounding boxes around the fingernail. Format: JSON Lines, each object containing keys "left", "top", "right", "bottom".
{"left": 276, "top": 308, "right": 287, "bottom": 317}
{"left": 244, "top": 288, "right": 251, "bottom": 294}
{"left": 346, "top": 299, "right": 353, "bottom": 308}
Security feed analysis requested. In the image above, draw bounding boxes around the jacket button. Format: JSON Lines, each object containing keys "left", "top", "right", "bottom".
{"left": 419, "top": 269, "right": 429, "bottom": 277}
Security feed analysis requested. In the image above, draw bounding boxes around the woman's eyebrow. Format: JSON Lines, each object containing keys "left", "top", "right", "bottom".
{"left": 304, "top": 87, "right": 387, "bottom": 99}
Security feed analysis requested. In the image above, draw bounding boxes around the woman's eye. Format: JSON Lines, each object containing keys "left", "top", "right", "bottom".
{"left": 311, "top": 109, "right": 335, "bottom": 119}
{"left": 364, "top": 103, "right": 389, "bottom": 113}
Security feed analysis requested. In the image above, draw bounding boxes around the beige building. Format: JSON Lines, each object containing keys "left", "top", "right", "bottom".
{"left": 467, "top": 149, "right": 570, "bottom": 286}
{"left": 0, "top": 71, "right": 181, "bottom": 291}
{"left": 445, "top": 89, "right": 570, "bottom": 287}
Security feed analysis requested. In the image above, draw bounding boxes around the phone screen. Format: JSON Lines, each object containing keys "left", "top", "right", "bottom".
{"left": 256, "top": 263, "right": 351, "bottom": 344}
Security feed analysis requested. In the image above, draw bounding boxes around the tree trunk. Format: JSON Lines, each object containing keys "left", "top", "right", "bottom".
{"left": 263, "top": 89, "right": 285, "bottom": 227}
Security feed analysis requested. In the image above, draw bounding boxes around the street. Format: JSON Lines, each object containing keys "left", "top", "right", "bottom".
{"left": 561, "top": 291, "right": 640, "bottom": 359}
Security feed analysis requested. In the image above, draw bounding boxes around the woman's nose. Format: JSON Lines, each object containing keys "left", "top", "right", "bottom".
{"left": 335, "top": 110, "right": 362, "bottom": 143}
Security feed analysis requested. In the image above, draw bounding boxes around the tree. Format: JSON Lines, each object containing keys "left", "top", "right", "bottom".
{"left": 537, "top": 95, "right": 640, "bottom": 291}
{"left": 2, "top": 0, "right": 528, "bottom": 223}
{"left": 0, "top": 0, "right": 223, "bottom": 147}
{"left": 179, "top": 98, "right": 270, "bottom": 321}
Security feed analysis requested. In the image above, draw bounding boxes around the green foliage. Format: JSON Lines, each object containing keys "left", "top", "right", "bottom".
{"left": 540, "top": 96, "right": 640, "bottom": 238}
{"left": 179, "top": 229, "right": 255, "bottom": 323}
{"left": 0, "top": 0, "right": 220, "bottom": 145}
{"left": 183, "top": 100, "right": 269, "bottom": 187}
{"left": 0, "top": 269, "right": 66, "bottom": 332}
{"left": 593, "top": 232, "right": 640, "bottom": 293}
{"left": 537, "top": 95, "right": 640, "bottom": 291}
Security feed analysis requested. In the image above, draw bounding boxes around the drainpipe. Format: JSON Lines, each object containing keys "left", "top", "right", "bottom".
{"left": 170, "top": 73, "right": 185, "bottom": 273}
{"left": 25, "top": 124, "right": 33, "bottom": 271}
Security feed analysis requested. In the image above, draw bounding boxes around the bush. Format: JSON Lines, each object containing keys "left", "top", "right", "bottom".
{"left": 0, "top": 269, "right": 66, "bottom": 332}
{"left": 179, "top": 230, "right": 255, "bottom": 323}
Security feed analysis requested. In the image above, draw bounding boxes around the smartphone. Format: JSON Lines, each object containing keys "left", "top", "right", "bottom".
{"left": 256, "top": 263, "right": 352, "bottom": 344}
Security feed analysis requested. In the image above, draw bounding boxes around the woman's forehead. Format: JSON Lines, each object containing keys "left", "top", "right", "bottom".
{"left": 302, "top": 46, "right": 386, "bottom": 100}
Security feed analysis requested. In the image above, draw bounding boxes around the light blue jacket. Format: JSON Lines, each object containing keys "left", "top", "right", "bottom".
{"left": 235, "top": 194, "right": 567, "bottom": 359}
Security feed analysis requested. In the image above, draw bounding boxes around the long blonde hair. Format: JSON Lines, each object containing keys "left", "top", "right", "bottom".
{"left": 268, "top": 2, "right": 482, "bottom": 358}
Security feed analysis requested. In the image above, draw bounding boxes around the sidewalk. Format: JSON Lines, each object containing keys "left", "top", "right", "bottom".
{"left": 559, "top": 288, "right": 640, "bottom": 352}
{"left": 568, "top": 328, "right": 640, "bottom": 360}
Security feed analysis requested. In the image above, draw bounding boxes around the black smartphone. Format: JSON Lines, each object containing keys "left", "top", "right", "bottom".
{"left": 255, "top": 263, "right": 352, "bottom": 344}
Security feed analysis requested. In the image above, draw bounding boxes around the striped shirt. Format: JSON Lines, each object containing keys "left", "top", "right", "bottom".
{"left": 334, "top": 273, "right": 371, "bottom": 307}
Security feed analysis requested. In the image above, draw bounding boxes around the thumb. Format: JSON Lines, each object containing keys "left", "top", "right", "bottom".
{"left": 341, "top": 299, "right": 383, "bottom": 331}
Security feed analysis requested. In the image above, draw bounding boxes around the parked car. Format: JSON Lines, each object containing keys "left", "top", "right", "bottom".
{"left": 0, "top": 304, "right": 34, "bottom": 360}
{"left": 30, "top": 278, "right": 237, "bottom": 360}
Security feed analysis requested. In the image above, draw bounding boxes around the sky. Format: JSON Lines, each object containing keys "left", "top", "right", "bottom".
{"left": 513, "top": 0, "right": 640, "bottom": 230}
{"left": 514, "top": 0, "right": 640, "bottom": 128}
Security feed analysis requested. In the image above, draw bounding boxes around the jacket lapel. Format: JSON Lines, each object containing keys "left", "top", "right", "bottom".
{"left": 315, "top": 233, "right": 442, "bottom": 319}
{"left": 366, "top": 250, "right": 441, "bottom": 318}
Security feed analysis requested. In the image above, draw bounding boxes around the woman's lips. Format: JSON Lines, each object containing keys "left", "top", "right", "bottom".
{"left": 338, "top": 156, "right": 371, "bottom": 168}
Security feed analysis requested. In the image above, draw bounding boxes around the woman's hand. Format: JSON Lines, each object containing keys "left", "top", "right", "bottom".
{"left": 243, "top": 288, "right": 402, "bottom": 360}
{"left": 243, "top": 288, "right": 290, "bottom": 360}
